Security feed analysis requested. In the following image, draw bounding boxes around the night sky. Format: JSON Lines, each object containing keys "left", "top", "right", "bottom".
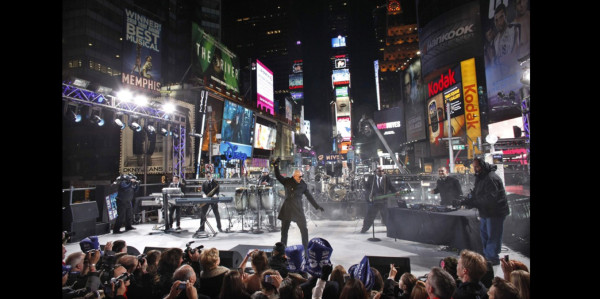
{"left": 295, "top": 0, "right": 378, "bottom": 154}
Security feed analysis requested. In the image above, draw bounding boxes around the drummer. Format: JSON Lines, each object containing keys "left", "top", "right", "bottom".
{"left": 258, "top": 167, "right": 273, "bottom": 186}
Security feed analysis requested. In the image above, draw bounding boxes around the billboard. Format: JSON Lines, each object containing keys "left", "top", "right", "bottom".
{"left": 293, "top": 60, "right": 303, "bottom": 73}
{"left": 331, "top": 36, "right": 347, "bottom": 47}
{"left": 256, "top": 59, "right": 274, "bottom": 115}
{"left": 418, "top": 1, "right": 482, "bottom": 76}
{"left": 221, "top": 100, "right": 254, "bottom": 145}
{"left": 425, "top": 58, "right": 481, "bottom": 157}
{"left": 336, "top": 116, "right": 352, "bottom": 141}
{"left": 482, "top": 0, "right": 530, "bottom": 123}
{"left": 335, "top": 86, "right": 349, "bottom": 97}
{"left": 332, "top": 68, "right": 350, "bottom": 86}
{"left": 290, "top": 91, "right": 304, "bottom": 101}
{"left": 334, "top": 57, "right": 347, "bottom": 69}
{"left": 289, "top": 73, "right": 304, "bottom": 89}
{"left": 374, "top": 106, "right": 406, "bottom": 149}
{"left": 201, "top": 97, "right": 224, "bottom": 152}
{"left": 253, "top": 123, "right": 277, "bottom": 150}
{"left": 303, "top": 120, "right": 311, "bottom": 146}
{"left": 122, "top": 8, "right": 162, "bottom": 93}
{"left": 335, "top": 97, "right": 351, "bottom": 117}
{"left": 403, "top": 58, "right": 427, "bottom": 142}
{"left": 219, "top": 141, "right": 252, "bottom": 162}
{"left": 285, "top": 98, "right": 292, "bottom": 122}
{"left": 192, "top": 23, "right": 240, "bottom": 94}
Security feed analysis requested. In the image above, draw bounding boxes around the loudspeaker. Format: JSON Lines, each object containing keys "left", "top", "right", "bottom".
{"left": 70, "top": 202, "right": 99, "bottom": 222}
{"left": 513, "top": 126, "right": 522, "bottom": 138}
{"left": 143, "top": 247, "right": 169, "bottom": 254}
{"left": 96, "top": 222, "right": 110, "bottom": 235}
{"left": 126, "top": 246, "right": 141, "bottom": 256}
{"left": 70, "top": 220, "right": 97, "bottom": 242}
{"left": 366, "top": 256, "right": 411, "bottom": 281}
{"left": 219, "top": 250, "right": 243, "bottom": 269}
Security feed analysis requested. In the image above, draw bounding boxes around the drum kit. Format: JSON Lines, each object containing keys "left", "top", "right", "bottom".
{"left": 234, "top": 184, "right": 279, "bottom": 232}
{"left": 314, "top": 170, "right": 365, "bottom": 202}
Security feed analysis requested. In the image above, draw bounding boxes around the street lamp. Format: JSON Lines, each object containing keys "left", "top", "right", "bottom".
{"left": 485, "top": 134, "right": 498, "bottom": 153}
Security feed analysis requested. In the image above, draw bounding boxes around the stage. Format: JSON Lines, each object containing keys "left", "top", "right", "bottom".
{"left": 63, "top": 213, "right": 529, "bottom": 278}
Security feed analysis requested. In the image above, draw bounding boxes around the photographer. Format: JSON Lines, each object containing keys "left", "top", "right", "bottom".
{"left": 113, "top": 173, "right": 140, "bottom": 234}
{"left": 105, "top": 265, "right": 130, "bottom": 299}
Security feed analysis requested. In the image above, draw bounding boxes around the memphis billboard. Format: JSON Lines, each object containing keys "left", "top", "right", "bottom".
{"left": 256, "top": 59, "right": 274, "bottom": 115}
{"left": 122, "top": 8, "right": 162, "bottom": 93}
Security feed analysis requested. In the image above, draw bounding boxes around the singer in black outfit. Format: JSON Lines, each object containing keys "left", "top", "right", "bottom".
{"left": 168, "top": 175, "right": 185, "bottom": 230}
{"left": 273, "top": 158, "right": 324, "bottom": 249}
{"left": 431, "top": 166, "right": 463, "bottom": 206}
{"left": 113, "top": 173, "right": 139, "bottom": 234}
{"left": 360, "top": 166, "right": 404, "bottom": 233}
{"left": 198, "top": 172, "right": 223, "bottom": 232}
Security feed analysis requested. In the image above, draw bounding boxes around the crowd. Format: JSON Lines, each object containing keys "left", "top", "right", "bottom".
{"left": 62, "top": 232, "right": 529, "bottom": 299}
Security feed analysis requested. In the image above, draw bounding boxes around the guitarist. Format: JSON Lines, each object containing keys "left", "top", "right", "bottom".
{"left": 360, "top": 165, "right": 405, "bottom": 233}
{"left": 198, "top": 172, "right": 223, "bottom": 233}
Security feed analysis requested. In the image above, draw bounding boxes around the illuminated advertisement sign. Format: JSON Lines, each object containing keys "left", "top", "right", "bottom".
{"left": 290, "top": 91, "right": 304, "bottom": 101}
{"left": 221, "top": 100, "right": 254, "bottom": 145}
{"left": 292, "top": 60, "right": 303, "bottom": 73}
{"left": 285, "top": 98, "right": 292, "bottom": 122}
{"left": 374, "top": 106, "right": 405, "bottom": 148}
{"left": 335, "top": 98, "right": 350, "bottom": 117}
{"left": 331, "top": 36, "right": 347, "bottom": 48}
{"left": 253, "top": 123, "right": 277, "bottom": 150}
{"left": 332, "top": 68, "right": 350, "bottom": 86}
{"left": 122, "top": 8, "right": 162, "bottom": 93}
{"left": 336, "top": 116, "right": 351, "bottom": 141}
{"left": 289, "top": 73, "right": 303, "bottom": 89}
{"left": 335, "top": 86, "right": 348, "bottom": 97}
{"left": 334, "top": 58, "right": 347, "bottom": 69}
{"left": 303, "top": 120, "right": 311, "bottom": 146}
{"left": 256, "top": 59, "right": 274, "bottom": 115}
{"left": 219, "top": 141, "right": 252, "bottom": 162}
{"left": 425, "top": 58, "right": 481, "bottom": 157}
{"left": 191, "top": 24, "right": 240, "bottom": 93}
{"left": 483, "top": 0, "right": 530, "bottom": 122}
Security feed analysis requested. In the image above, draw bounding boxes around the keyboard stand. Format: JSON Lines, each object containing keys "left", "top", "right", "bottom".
{"left": 149, "top": 192, "right": 186, "bottom": 235}
{"left": 193, "top": 204, "right": 217, "bottom": 238}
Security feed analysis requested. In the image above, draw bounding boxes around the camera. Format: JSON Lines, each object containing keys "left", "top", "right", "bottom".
{"left": 110, "top": 272, "right": 131, "bottom": 289}
{"left": 178, "top": 280, "right": 189, "bottom": 289}
{"left": 183, "top": 241, "right": 204, "bottom": 264}
{"left": 264, "top": 275, "right": 272, "bottom": 284}
{"left": 137, "top": 253, "right": 146, "bottom": 265}
{"left": 504, "top": 255, "right": 509, "bottom": 262}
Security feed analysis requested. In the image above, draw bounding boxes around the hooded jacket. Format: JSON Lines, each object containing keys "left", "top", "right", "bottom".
{"left": 464, "top": 157, "right": 509, "bottom": 218}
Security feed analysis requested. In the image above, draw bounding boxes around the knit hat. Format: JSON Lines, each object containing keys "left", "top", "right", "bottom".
{"left": 285, "top": 244, "right": 305, "bottom": 273}
{"left": 79, "top": 236, "right": 100, "bottom": 253}
{"left": 348, "top": 256, "right": 374, "bottom": 290}
{"left": 303, "top": 237, "right": 333, "bottom": 276}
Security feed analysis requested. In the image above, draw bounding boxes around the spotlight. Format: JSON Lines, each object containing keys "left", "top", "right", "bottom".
{"left": 146, "top": 124, "right": 156, "bottom": 135}
{"left": 91, "top": 115, "right": 105, "bottom": 126}
{"left": 114, "top": 118, "right": 126, "bottom": 130}
{"left": 129, "top": 121, "right": 142, "bottom": 132}
{"left": 68, "top": 110, "right": 82, "bottom": 123}
{"left": 160, "top": 127, "right": 169, "bottom": 136}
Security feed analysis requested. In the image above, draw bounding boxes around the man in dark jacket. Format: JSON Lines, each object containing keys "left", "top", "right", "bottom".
{"left": 199, "top": 172, "right": 222, "bottom": 233}
{"left": 431, "top": 166, "right": 463, "bottom": 206}
{"left": 360, "top": 166, "right": 405, "bottom": 233}
{"left": 273, "top": 157, "right": 324, "bottom": 250}
{"left": 453, "top": 249, "right": 489, "bottom": 299}
{"left": 462, "top": 156, "right": 510, "bottom": 265}
{"left": 113, "top": 173, "right": 140, "bottom": 234}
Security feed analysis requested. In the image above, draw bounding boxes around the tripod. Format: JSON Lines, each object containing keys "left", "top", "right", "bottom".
{"left": 251, "top": 187, "right": 264, "bottom": 234}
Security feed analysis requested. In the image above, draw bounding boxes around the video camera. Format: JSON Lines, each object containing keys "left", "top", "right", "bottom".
{"left": 137, "top": 253, "right": 146, "bottom": 265}
{"left": 183, "top": 241, "right": 204, "bottom": 264}
{"left": 104, "top": 272, "right": 131, "bottom": 295}
{"left": 117, "top": 173, "right": 139, "bottom": 182}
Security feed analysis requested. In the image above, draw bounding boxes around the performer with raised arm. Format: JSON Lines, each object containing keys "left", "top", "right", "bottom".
{"left": 273, "top": 158, "right": 324, "bottom": 249}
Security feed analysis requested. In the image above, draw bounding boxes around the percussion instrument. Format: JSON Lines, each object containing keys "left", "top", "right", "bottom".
{"left": 234, "top": 187, "right": 248, "bottom": 212}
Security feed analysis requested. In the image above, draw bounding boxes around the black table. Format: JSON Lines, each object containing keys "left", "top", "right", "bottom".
{"left": 386, "top": 207, "right": 483, "bottom": 253}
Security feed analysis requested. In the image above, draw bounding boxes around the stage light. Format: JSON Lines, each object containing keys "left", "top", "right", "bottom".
{"left": 160, "top": 127, "right": 169, "bottom": 136}
{"left": 129, "top": 116, "right": 142, "bottom": 132}
{"left": 146, "top": 124, "right": 156, "bottom": 135}
{"left": 162, "top": 102, "right": 175, "bottom": 113}
{"left": 68, "top": 110, "right": 82, "bottom": 123}
{"left": 134, "top": 95, "right": 148, "bottom": 106}
{"left": 91, "top": 115, "right": 105, "bottom": 126}
{"left": 114, "top": 118, "right": 125, "bottom": 130}
{"left": 117, "top": 90, "right": 133, "bottom": 102}
{"left": 72, "top": 78, "right": 90, "bottom": 89}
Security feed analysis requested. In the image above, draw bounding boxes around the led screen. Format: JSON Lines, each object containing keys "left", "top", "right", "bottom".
{"left": 253, "top": 123, "right": 277, "bottom": 150}
{"left": 331, "top": 36, "right": 347, "bottom": 47}
{"left": 291, "top": 91, "right": 304, "bottom": 100}
{"left": 289, "top": 73, "right": 303, "bottom": 89}
{"left": 337, "top": 116, "right": 351, "bottom": 141}
{"left": 221, "top": 100, "right": 254, "bottom": 145}
{"left": 335, "top": 86, "right": 348, "bottom": 97}
{"left": 256, "top": 59, "right": 274, "bottom": 115}
{"left": 332, "top": 68, "right": 350, "bottom": 85}
{"left": 105, "top": 192, "right": 118, "bottom": 221}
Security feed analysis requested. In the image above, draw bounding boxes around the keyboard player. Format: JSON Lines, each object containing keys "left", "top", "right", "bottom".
{"left": 198, "top": 172, "right": 223, "bottom": 233}
{"left": 168, "top": 175, "right": 185, "bottom": 230}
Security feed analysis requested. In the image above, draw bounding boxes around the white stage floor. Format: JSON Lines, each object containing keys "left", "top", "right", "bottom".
{"left": 63, "top": 214, "right": 529, "bottom": 279}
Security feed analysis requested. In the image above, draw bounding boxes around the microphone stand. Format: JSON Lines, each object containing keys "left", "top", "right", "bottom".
{"left": 367, "top": 175, "right": 381, "bottom": 242}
